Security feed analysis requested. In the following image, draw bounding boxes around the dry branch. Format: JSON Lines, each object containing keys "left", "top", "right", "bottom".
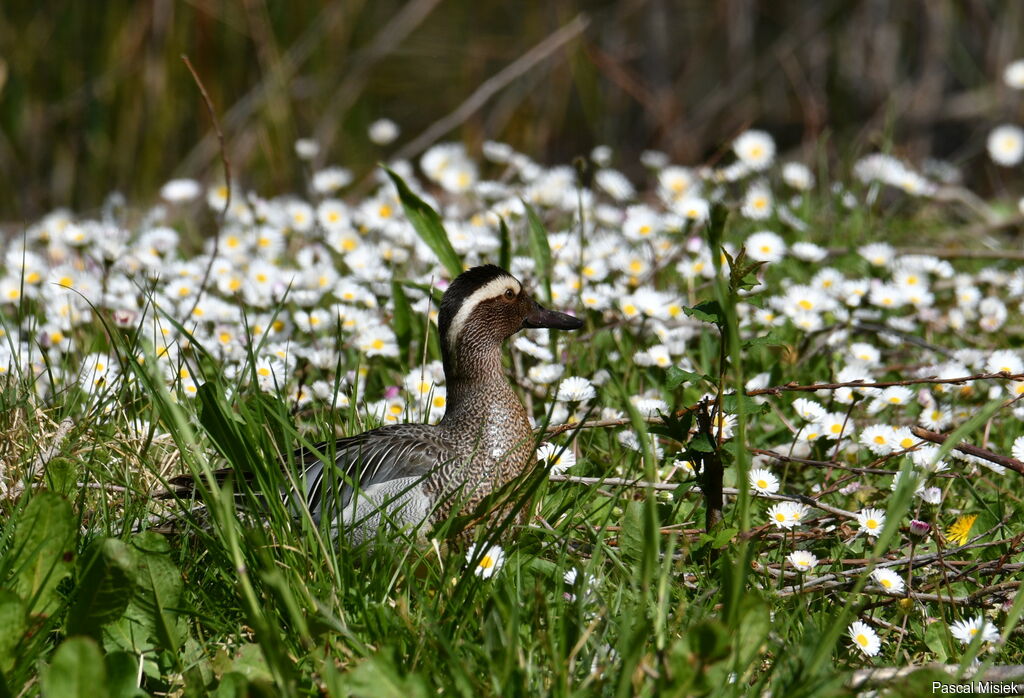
{"left": 912, "top": 427, "right": 1024, "bottom": 476}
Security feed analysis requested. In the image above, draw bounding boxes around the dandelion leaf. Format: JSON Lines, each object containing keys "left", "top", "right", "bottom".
{"left": 11, "top": 491, "right": 76, "bottom": 617}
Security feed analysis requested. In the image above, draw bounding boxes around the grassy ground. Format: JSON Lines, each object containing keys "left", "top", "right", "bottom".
{"left": 0, "top": 132, "right": 1023, "bottom": 697}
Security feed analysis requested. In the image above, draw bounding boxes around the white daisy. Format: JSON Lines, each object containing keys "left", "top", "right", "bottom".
{"left": 787, "top": 550, "right": 819, "bottom": 571}
{"left": 988, "top": 125, "right": 1024, "bottom": 166}
{"left": 556, "top": 376, "right": 597, "bottom": 403}
{"left": 733, "top": 130, "right": 776, "bottom": 170}
{"left": 870, "top": 568, "right": 905, "bottom": 593}
{"left": 792, "top": 398, "right": 827, "bottom": 422}
{"left": 766, "top": 501, "right": 809, "bottom": 530}
{"left": 949, "top": 616, "right": 1000, "bottom": 646}
{"left": 745, "top": 230, "right": 786, "bottom": 262}
{"left": 749, "top": 468, "right": 780, "bottom": 495}
{"left": 466, "top": 544, "right": 505, "bottom": 579}
{"left": 536, "top": 442, "right": 577, "bottom": 475}
{"left": 986, "top": 350, "right": 1023, "bottom": 376}
{"left": 1005, "top": 59, "right": 1024, "bottom": 89}
{"left": 848, "top": 621, "right": 881, "bottom": 657}
{"left": 856, "top": 508, "right": 886, "bottom": 538}
{"left": 368, "top": 118, "right": 400, "bottom": 145}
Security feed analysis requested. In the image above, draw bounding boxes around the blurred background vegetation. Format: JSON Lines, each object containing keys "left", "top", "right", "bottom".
{"left": 0, "top": 0, "right": 1021, "bottom": 220}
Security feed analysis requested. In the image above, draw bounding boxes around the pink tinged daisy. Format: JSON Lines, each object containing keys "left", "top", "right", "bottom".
{"left": 908, "top": 519, "right": 932, "bottom": 540}
{"left": 870, "top": 568, "right": 905, "bottom": 593}
{"left": 786, "top": 550, "right": 818, "bottom": 571}
{"left": 749, "top": 468, "right": 780, "bottom": 495}
{"left": 466, "top": 544, "right": 505, "bottom": 579}
{"left": 949, "top": 616, "right": 1000, "bottom": 646}
{"left": 857, "top": 508, "right": 886, "bottom": 538}
{"left": 848, "top": 621, "right": 881, "bottom": 657}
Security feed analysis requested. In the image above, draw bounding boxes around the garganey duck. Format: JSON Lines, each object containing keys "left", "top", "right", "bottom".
{"left": 168, "top": 265, "right": 583, "bottom": 542}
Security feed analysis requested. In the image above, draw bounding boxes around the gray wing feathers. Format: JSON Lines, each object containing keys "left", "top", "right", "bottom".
{"left": 294, "top": 424, "right": 456, "bottom": 531}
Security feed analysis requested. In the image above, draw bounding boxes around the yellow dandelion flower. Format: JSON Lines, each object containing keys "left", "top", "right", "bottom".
{"left": 946, "top": 514, "right": 977, "bottom": 546}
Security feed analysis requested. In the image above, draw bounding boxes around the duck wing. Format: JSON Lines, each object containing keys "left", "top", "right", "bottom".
{"left": 293, "top": 423, "right": 458, "bottom": 524}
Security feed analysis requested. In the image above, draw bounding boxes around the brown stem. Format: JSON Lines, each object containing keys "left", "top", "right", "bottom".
{"left": 911, "top": 426, "right": 1024, "bottom": 476}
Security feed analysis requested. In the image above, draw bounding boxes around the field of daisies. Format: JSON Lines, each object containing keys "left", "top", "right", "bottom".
{"left": 3, "top": 61, "right": 1024, "bottom": 695}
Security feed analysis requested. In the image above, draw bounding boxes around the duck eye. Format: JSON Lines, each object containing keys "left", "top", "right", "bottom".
{"left": 504, "top": 288, "right": 516, "bottom": 300}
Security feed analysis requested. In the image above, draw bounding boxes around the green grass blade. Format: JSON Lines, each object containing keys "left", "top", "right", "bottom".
{"left": 385, "top": 167, "right": 463, "bottom": 278}
{"left": 521, "top": 199, "right": 552, "bottom": 302}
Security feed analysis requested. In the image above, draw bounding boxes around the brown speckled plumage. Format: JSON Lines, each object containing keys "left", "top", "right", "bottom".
{"left": 292, "top": 264, "right": 583, "bottom": 542}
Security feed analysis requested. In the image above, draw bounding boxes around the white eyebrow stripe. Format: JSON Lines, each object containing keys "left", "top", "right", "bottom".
{"left": 446, "top": 276, "right": 521, "bottom": 352}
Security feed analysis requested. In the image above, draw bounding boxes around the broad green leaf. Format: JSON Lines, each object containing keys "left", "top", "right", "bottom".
{"left": 41, "top": 637, "right": 109, "bottom": 698}
{"left": 104, "top": 651, "right": 146, "bottom": 698}
{"left": 0, "top": 590, "right": 26, "bottom": 674}
{"left": 733, "top": 597, "right": 770, "bottom": 675}
{"left": 68, "top": 538, "right": 136, "bottom": 640}
{"left": 711, "top": 526, "right": 738, "bottom": 548}
{"left": 12, "top": 491, "right": 76, "bottom": 616}
{"left": 223, "top": 644, "right": 273, "bottom": 683}
{"left": 521, "top": 199, "right": 552, "bottom": 302}
{"left": 131, "top": 532, "right": 183, "bottom": 654}
{"left": 619, "top": 500, "right": 646, "bottom": 563}
{"left": 682, "top": 300, "right": 723, "bottom": 325}
{"left": 923, "top": 621, "right": 949, "bottom": 663}
{"left": 742, "top": 329, "right": 788, "bottom": 349}
{"left": 384, "top": 168, "right": 462, "bottom": 278}
{"left": 216, "top": 673, "right": 251, "bottom": 698}
{"left": 688, "top": 433, "right": 715, "bottom": 453}
{"left": 665, "top": 366, "right": 707, "bottom": 389}
{"left": 104, "top": 532, "right": 186, "bottom": 659}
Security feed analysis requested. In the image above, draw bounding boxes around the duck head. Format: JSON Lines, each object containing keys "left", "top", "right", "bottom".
{"left": 438, "top": 265, "right": 583, "bottom": 379}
